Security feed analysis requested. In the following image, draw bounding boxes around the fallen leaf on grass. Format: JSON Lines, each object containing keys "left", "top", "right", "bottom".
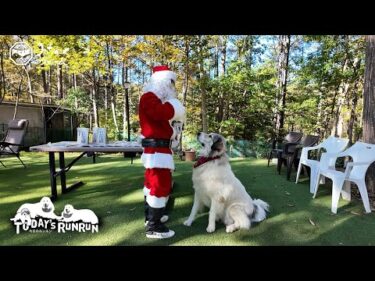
{"left": 350, "top": 211, "right": 361, "bottom": 215}
{"left": 309, "top": 218, "right": 316, "bottom": 226}
{"left": 129, "top": 207, "right": 136, "bottom": 211}
{"left": 107, "top": 211, "right": 112, "bottom": 214}
{"left": 287, "top": 204, "right": 295, "bottom": 207}
{"left": 285, "top": 191, "right": 291, "bottom": 195}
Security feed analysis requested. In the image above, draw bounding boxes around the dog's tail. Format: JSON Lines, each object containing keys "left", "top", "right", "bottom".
{"left": 251, "top": 199, "right": 270, "bottom": 222}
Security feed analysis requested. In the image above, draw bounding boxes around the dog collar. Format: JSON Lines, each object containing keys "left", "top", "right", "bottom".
{"left": 193, "top": 156, "right": 221, "bottom": 168}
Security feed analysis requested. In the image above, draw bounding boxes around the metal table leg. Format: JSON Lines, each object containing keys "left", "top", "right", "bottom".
{"left": 49, "top": 152, "right": 57, "bottom": 201}
{"left": 59, "top": 152, "right": 67, "bottom": 194}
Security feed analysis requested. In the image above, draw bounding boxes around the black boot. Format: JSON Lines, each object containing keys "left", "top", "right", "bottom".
{"left": 161, "top": 196, "right": 175, "bottom": 223}
{"left": 145, "top": 196, "right": 168, "bottom": 225}
{"left": 146, "top": 207, "right": 175, "bottom": 239}
{"left": 144, "top": 196, "right": 151, "bottom": 225}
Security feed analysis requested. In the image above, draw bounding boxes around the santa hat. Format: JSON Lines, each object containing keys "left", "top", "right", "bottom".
{"left": 150, "top": 65, "right": 176, "bottom": 83}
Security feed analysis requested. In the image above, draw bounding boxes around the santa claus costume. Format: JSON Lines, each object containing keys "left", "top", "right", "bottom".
{"left": 139, "top": 65, "right": 185, "bottom": 239}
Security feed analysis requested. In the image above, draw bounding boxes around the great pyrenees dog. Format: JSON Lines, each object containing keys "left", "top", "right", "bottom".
{"left": 61, "top": 204, "right": 98, "bottom": 224}
{"left": 184, "top": 132, "right": 269, "bottom": 233}
{"left": 10, "top": 197, "right": 61, "bottom": 224}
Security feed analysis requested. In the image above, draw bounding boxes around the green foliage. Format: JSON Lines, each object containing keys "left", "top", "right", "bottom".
{"left": 227, "top": 138, "right": 270, "bottom": 159}
{"left": 62, "top": 87, "right": 91, "bottom": 114}
{"left": 0, "top": 35, "right": 369, "bottom": 156}
{"left": 182, "top": 133, "right": 201, "bottom": 152}
{"left": 219, "top": 118, "right": 244, "bottom": 141}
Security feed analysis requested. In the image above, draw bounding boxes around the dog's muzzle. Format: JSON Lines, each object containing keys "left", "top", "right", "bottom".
{"left": 63, "top": 212, "right": 73, "bottom": 218}
{"left": 42, "top": 206, "right": 52, "bottom": 213}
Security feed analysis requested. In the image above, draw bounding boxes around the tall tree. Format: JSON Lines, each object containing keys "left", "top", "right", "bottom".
{"left": 275, "top": 35, "right": 291, "bottom": 138}
{"left": 198, "top": 36, "right": 209, "bottom": 133}
{"left": 362, "top": 35, "right": 375, "bottom": 195}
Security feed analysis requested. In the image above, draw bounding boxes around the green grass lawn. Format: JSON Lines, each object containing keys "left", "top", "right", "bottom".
{"left": 1, "top": 152, "right": 375, "bottom": 246}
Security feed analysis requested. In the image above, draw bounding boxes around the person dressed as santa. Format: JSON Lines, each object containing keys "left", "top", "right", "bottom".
{"left": 139, "top": 65, "right": 185, "bottom": 239}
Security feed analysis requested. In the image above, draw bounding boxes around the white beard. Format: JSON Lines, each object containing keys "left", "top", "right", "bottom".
{"left": 143, "top": 79, "right": 177, "bottom": 103}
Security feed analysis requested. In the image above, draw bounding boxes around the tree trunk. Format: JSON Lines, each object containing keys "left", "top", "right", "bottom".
{"left": 47, "top": 68, "right": 52, "bottom": 104}
{"left": 214, "top": 41, "right": 219, "bottom": 78}
{"left": 104, "top": 84, "right": 108, "bottom": 125}
{"left": 183, "top": 38, "right": 189, "bottom": 106}
{"left": 198, "top": 36, "right": 208, "bottom": 133}
{"left": 92, "top": 69, "right": 99, "bottom": 128}
{"left": 316, "top": 90, "right": 324, "bottom": 137}
{"left": 362, "top": 35, "right": 375, "bottom": 197}
{"left": 57, "top": 64, "right": 63, "bottom": 99}
{"left": 333, "top": 39, "right": 351, "bottom": 137}
{"left": 122, "top": 65, "right": 130, "bottom": 141}
{"left": 42, "top": 69, "right": 48, "bottom": 93}
{"left": 201, "top": 74, "right": 208, "bottom": 133}
{"left": 275, "top": 35, "right": 291, "bottom": 138}
{"left": 245, "top": 35, "right": 253, "bottom": 69}
{"left": 347, "top": 58, "right": 362, "bottom": 145}
{"left": 13, "top": 78, "right": 23, "bottom": 119}
{"left": 0, "top": 51, "right": 6, "bottom": 104}
{"left": 347, "top": 83, "right": 359, "bottom": 145}
{"left": 333, "top": 81, "right": 350, "bottom": 137}
{"left": 23, "top": 65, "right": 34, "bottom": 103}
{"left": 221, "top": 36, "right": 228, "bottom": 75}
{"left": 111, "top": 95, "right": 119, "bottom": 135}
{"left": 72, "top": 73, "right": 77, "bottom": 89}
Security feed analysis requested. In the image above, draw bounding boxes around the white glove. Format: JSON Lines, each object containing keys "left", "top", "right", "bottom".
{"left": 171, "top": 120, "right": 183, "bottom": 149}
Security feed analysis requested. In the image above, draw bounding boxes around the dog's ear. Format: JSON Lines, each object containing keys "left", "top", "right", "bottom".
{"left": 211, "top": 135, "right": 223, "bottom": 152}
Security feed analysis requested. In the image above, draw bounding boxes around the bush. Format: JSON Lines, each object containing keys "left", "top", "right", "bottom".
{"left": 227, "top": 138, "right": 269, "bottom": 159}
{"left": 182, "top": 133, "right": 202, "bottom": 152}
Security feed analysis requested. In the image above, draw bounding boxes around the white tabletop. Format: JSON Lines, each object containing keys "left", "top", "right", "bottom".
{"left": 30, "top": 141, "right": 144, "bottom": 153}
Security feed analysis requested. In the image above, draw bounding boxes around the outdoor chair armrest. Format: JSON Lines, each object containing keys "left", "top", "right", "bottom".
{"left": 336, "top": 150, "right": 352, "bottom": 158}
{"left": 0, "top": 141, "right": 22, "bottom": 147}
{"left": 304, "top": 144, "right": 322, "bottom": 152}
{"left": 320, "top": 152, "right": 342, "bottom": 170}
{"left": 301, "top": 145, "right": 322, "bottom": 160}
{"left": 291, "top": 145, "right": 305, "bottom": 161}
{"left": 344, "top": 162, "right": 370, "bottom": 179}
{"left": 283, "top": 142, "right": 300, "bottom": 153}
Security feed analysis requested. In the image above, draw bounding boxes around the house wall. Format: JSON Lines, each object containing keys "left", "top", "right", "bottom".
{"left": 0, "top": 103, "right": 75, "bottom": 147}
{"left": 0, "top": 103, "right": 45, "bottom": 146}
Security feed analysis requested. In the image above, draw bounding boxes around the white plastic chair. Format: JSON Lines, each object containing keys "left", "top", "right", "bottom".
{"left": 295, "top": 136, "right": 349, "bottom": 194}
{"left": 313, "top": 141, "right": 375, "bottom": 214}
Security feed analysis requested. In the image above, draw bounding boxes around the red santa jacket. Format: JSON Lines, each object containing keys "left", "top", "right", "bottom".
{"left": 139, "top": 92, "right": 185, "bottom": 170}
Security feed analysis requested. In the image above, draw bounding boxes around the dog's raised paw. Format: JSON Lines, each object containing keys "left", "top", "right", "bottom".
{"left": 206, "top": 225, "right": 215, "bottom": 233}
{"left": 183, "top": 220, "right": 192, "bottom": 226}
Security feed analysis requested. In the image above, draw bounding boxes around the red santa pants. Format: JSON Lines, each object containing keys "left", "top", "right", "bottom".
{"left": 144, "top": 168, "right": 172, "bottom": 208}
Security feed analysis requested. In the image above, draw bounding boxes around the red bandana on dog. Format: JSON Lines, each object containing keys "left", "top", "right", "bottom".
{"left": 193, "top": 156, "right": 221, "bottom": 168}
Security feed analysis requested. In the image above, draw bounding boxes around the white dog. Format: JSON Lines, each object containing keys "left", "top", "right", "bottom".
{"left": 184, "top": 132, "right": 269, "bottom": 233}
{"left": 61, "top": 204, "right": 98, "bottom": 224}
{"left": 10, "top": 197, "right": 61, "bottom": 224}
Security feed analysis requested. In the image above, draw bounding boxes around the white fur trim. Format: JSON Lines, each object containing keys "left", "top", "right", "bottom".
{"left": 151, "top": 71, "right": 176, "bottom": 82}
{"left": 147, "top": 195, "right": 167, "bottom": 208}
{"left": 141, "top": 153, "right": 175, "bottom": 170}
{"left": 143, "top": 186, "right": 150, "bottom": 196}
{"left": 167, "top": 98, "right": 185, "bottom": 121}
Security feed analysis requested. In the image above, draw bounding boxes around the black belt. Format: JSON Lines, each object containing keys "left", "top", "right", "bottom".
{"left": 142, "top": 138, "right": 171, "bottom": 148}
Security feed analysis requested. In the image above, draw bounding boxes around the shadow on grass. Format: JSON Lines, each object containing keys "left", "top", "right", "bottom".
{"left": 1, "top": 156, "right": 375, "bottom": 246}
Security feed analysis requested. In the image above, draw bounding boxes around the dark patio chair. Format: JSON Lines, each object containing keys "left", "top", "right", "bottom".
{"left": 277, "top": 134, "right": 320, "bottom": 180}
{"left": 0, "top": 119, "right": 29, "bottom": 168}
{"left": 267, "top": 131, "right": 303, "bottom": 166}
